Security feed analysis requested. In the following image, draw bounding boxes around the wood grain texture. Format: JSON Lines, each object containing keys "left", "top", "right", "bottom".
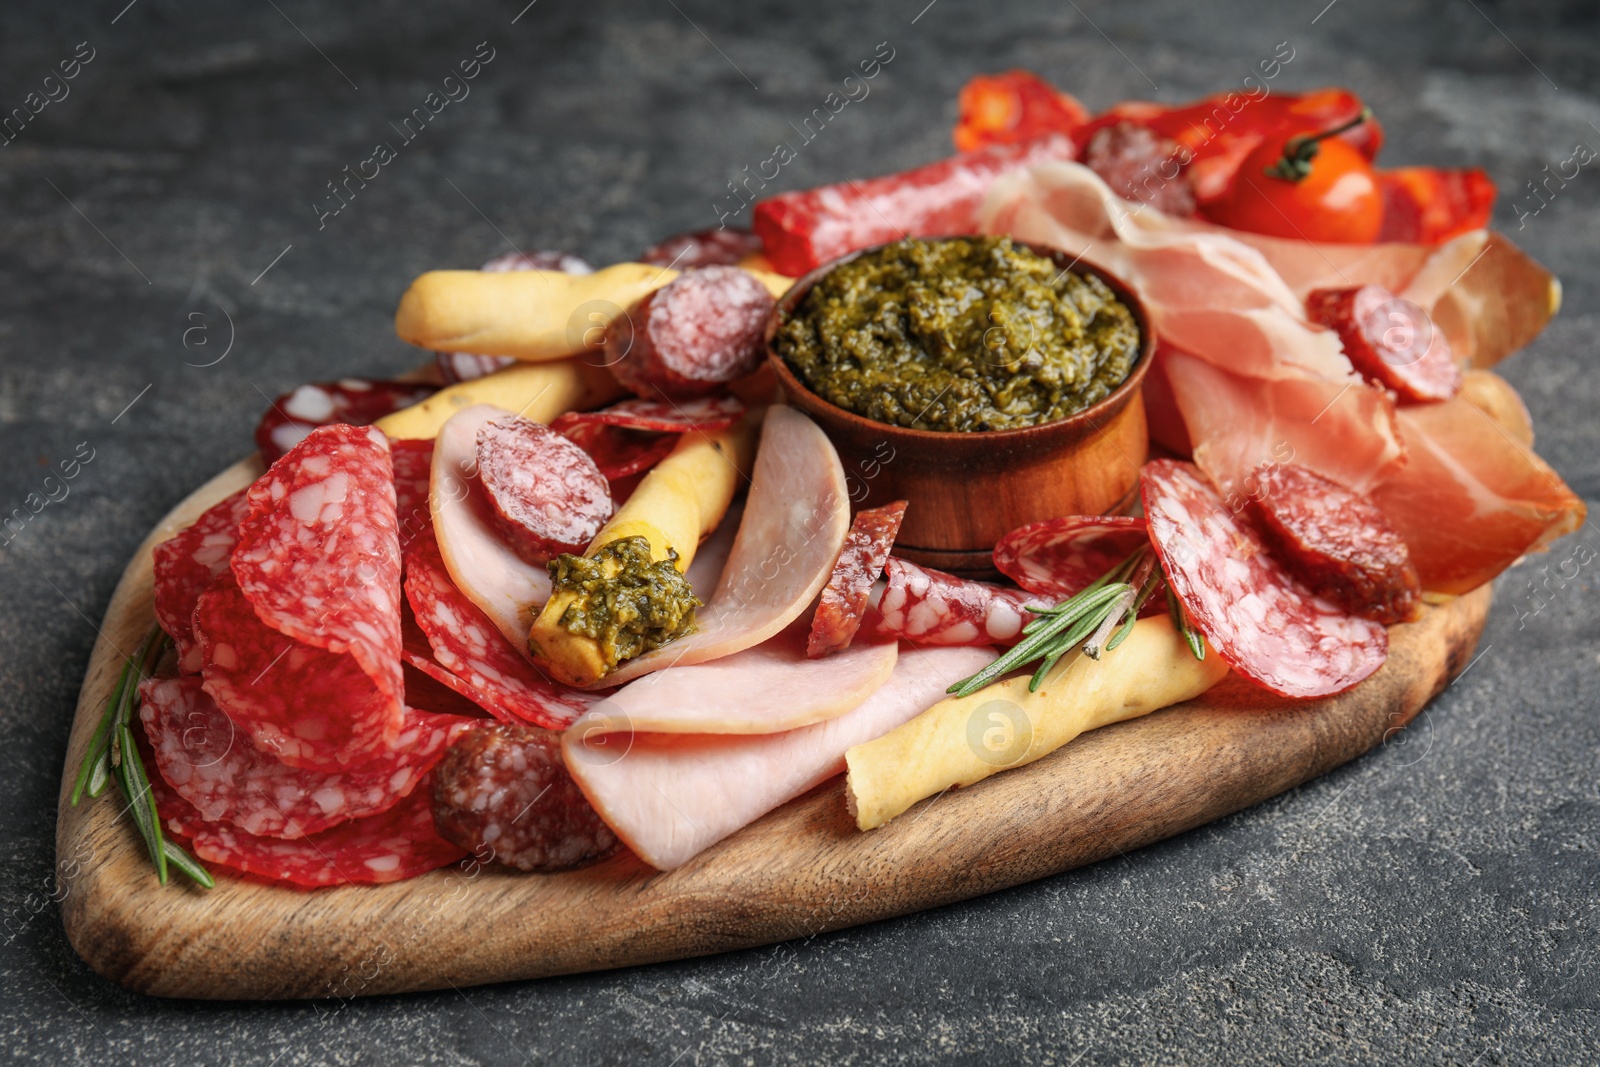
{"left": 55, "top": 454, "right": 1492, "bottom": 1001}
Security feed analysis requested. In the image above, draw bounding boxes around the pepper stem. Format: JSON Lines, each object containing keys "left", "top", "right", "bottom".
{"left": 1263, "top": 107, "right": 1373, "bottom": 182}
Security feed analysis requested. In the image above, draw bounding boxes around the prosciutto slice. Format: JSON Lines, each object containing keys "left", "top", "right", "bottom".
{"left": 430, "top": 404, "right": 552, "bottom": 649}
{"left": 1162, "top": 349, "right": 1405, "bottom": 495}
{"left": 586, "top": 406, "right": 850, "bottom": 688}
{"left": 980, "top": 162, "right": 1404, "bottom": 494}
{"left": 570, "top": 625, "right": 898, "bottom": 735}
{"left": 565, "top": 644, "right": 994, "bottom": 870}
{"left": 1370, "top": 385, "right": 1585, "bottom": 594}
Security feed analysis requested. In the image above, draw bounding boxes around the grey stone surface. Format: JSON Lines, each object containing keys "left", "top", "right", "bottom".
{"left": 1, "top": 0, "right": 1597, "bottom": 1062}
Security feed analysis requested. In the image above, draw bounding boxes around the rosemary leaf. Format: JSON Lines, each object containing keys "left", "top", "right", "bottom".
{"left": 162, "top": 839, "right": 215, "bottom": 890}
{"left": 117, "top": 723, "right": 169, "bottom": 884}
{"left": 71, "top": 658, "right": 132, "bottom": 806}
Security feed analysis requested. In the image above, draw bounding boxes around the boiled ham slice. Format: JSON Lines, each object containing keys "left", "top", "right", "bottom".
{"left": 583, "top": 405, "right": 850, "bottom": 688}
{"left": 569, "top": 625, "right": 897, "bottom": 735}
{"left": 564, "top": 644, "right": 994, "bottom": 870}
{"left": 430, "top": 404, "right": 552, "bottom": 649}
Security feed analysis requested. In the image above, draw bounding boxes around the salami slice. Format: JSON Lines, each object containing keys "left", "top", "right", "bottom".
{"left": 1141, "top": 459, "right": 1387, "bottom": 699}
{"left": 808, "top": 501, "right": 907, "bottom": 658}
{"left": 188, "top": 777, "right": 467, "bottom": 887}
{"left": 550, "top": 418, "right": 678, "bottom": 483}
{"left": 431, "top": 722, "right": 617, "bottom": 872}
{"left": 993, "top": 515, "right": 1151, "bottom": 597}
{"left": 640, "top": 227, "right": 764, "bottom": 269}
{"left": 1306, "top": 285, "right": 1463, "bottom": 403}
{"left": 232, "top": 424, "right": 406, "bottom": 724}
{"left": 606, "top": 266, "right": 775, "bottom": 399}
{"left": 481, "top": 250, "right": 593, "bottom": 274}
{"left": 551, "top": 393, "right": 746, "bottom": 434}
{"left": 404, "top": 526, "right": 599, "bottom": 729}
{"left": 195, "top": 576, "right": 398, "bottom": 770}
{"left": 390, "top": 437, "right": 435, "bottom": 554}
{"left": 254, "top": 379, "right": 436, "bottom": 465}
{"left": 872, "top": 557, "right": 1050, "bottom": 646}
{"left": 151, "top": 488, "right": 251, "bottom": 672}
{"left": 140, "top": 673, "right": 473, "bottom": 839}
{"left": 475, "top": 413, "right": 613, "bottom": 561}
{"left": 402, "top": 656, "right": 496, "bottom": 721}
{"left": 1244, "top": 463, "right": 1421, "bottom": 625}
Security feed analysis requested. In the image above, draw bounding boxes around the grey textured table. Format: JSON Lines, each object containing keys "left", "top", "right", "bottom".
{"left": 3, "top": 1, "right": 1596, "bottom": 1063}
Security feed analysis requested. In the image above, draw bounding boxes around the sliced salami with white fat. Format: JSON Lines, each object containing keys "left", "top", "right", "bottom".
{"left": 872, "top": 558, "right": 1051, "bottom": 646}
{"left": 151, "top": 488, "right": 250, "bottom": 671}
{"left": 993, "top": 515, "right": 1150, "bottom": 597}
{"left": 140, "top": 673, "right": 473, "bottom": 839}
{"left": 1141, "top": 459, "right": 1388, "bottom": 699}
{"left": 405, "top": 522, "right": 599, "bottom": 730}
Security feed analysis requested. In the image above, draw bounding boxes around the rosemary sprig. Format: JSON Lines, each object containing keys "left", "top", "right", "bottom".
{"left": 71, "top": 628, "right": 213, "bottom": 889}
{"left": 946, "top": 543, "right": 1208, "bottom": 699}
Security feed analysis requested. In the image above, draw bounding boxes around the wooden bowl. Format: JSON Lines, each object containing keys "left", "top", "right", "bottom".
{"left": 766, "top": 240, "right": 1156, "bottom": 576}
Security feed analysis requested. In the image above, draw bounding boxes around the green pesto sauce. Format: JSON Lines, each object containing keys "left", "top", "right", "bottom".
{"left": 547, "top": 536, "right": 700, "bottom": 668}
{"left": 775, "top": 236, "right": 1141, "bottom": 433}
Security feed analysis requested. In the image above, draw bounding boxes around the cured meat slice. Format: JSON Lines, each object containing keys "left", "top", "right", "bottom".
{"left": 254, "top": 380, "right": 436, "bottom": 465}
{"left": 475, "top": 412, "right": 613, "bottom": 561}
{"left": 1161, "top": 349, "right": 1404, "bottom": 496}
{"left": 140, "top": 673, "right": 473, "bottom": 839}
{"left": 640, "top": 228, "right": 764, "bottom": 269}
{"left": 1141, "top": 459, "right": 1387, "bottom": 699}
{"left": 195, "top": 576, "right": 398, "bottom": 770}
{"left": 872, "top": 558, "right": 1050, "bottom": 646}
{"left": 188, "top": 777, "right": 467, "bottom": 887}
{"left": 481, "top": 250, "right": 593, "bottom": 275}
{"left": 1244, "top": 463, "right": 1421, "bottom": 625}
{"left": 808, "top": 501, "right": 907, "bottom": 658}
{"left": 231, "top": 424, "right": 406, "bottom": 725}
{"left": 551, "top": 419, "right": 677, "bottom": 484}
{"left": 753, "top": 135, "right": 1078, "bottom": 276}
{"left": 1306, "top": 285, "right": 1462, "bottom": 402}
{"left": 390, "top": 437, "right": 436, "bottom": 553}
{"left": 1370, "top": 387, "right": 1585, "bottom": 595}
{"left": 584, "top": 406, "right": 850, "bottom": 687}
{"left": 982, "top": 162, "right": 1408, "bottom": 494}
{"left": 431, "top": 722, "right": 617, "bottom": 872}
{"left": 565, "top": 644, "right": 995, "bottom": 871}
{"left": 993, "top": 515, "right": 1149, "bottom": 597}
{"left": 1081, "top": 121, "right": 1196, "bottom": 217}
{"left": 431, "top": 405, "right": 553, "bottom": 648}
{"left": 151, "top": 488, "right": 250, "bottom": 671}
{"left": 405, "top": 524, "right": 597, "bottom": 730}
{"left": 573, "top": 625, "right": 897, "bottom": 735}
{"left": 401, "top": 655, "right": 495, "bottom": 721}
{"left": 436, "top": 250, "right": 594, "bottom": 382}
{"left": 605, "top": 266, "right": 775, "bottom": 399}
{"left": 550, "top": 394, "right": 747, "bottom": 434}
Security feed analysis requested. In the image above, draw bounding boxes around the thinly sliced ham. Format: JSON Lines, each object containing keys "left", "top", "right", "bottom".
{"left": 571, "top": 625, "right": 897, "bottom": 735}
{"left": 1370, "top": 385, "right": 1585, "bottom": 595}
{"left": 583, "top": 405, "right": 850, "bottom": 688}
{"left": 431, "top": 404, "right": 552, "bottom": 649}
{"left": 564, "top": 644, "right": 994, "bottom": 870}
{"left": 685, "top": 501, "right": 741, "bottom": 599}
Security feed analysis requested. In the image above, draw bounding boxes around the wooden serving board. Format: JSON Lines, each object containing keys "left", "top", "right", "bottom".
{"left": 56, "top": 454, "right": 1492, "bottom": 1000}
